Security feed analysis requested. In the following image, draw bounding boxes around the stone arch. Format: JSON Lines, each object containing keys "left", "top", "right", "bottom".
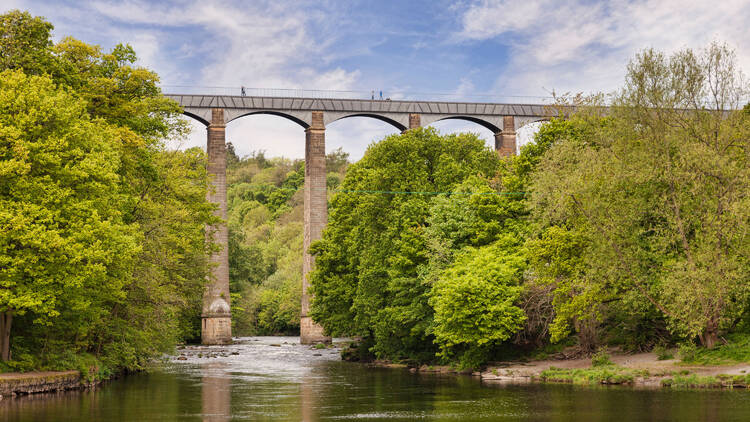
{"left": 182, "top": 110, "right": 210, "bottom": 126}
{"left": 515, "top": 116, "right": 550, "bottom": 130}
{"left": 226, "top": 110, "right": 310, "bottom": 129}
{"left": 325, "top": 113, "right": 407, "bottom": 132}
{"left": 428, "top": 116, "right": 501, "bottom": 133}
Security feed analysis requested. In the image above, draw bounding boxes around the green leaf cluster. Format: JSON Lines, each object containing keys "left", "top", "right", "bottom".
{"left": 0, "top": 10, "right": 213, "bottom": 372}
{"left": 226, "top": 149, "right": 349, "bottom": 335}
{"left": 310, "top": 127, "right": 530, "bottom": 363}
{"left": 530, "top": 42, "right": 750, "bottom": 349}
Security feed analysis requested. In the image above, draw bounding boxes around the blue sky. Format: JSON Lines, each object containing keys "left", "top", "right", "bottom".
{"left": 5, "top": 0, "right": 750, "bottom": 159}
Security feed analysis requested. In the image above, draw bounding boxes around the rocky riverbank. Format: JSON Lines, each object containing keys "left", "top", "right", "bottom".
{"left": 0, "top": 371, "right": 86, "bottom": 398}
{"left": 362, "top": 349, "right": 750, "bottom": 389}
{"left": 478, "top": 351, "right": 750, "bottom": 388}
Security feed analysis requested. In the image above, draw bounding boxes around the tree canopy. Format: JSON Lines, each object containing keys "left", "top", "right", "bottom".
{"left": 0, "top": 10, "right": 213, "bottom": 373}
{"left": 531, "top": 42, "right": 750, "bottom": 349}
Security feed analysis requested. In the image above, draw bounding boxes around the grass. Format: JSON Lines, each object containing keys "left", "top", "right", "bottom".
{"left": 538, "top": 365, "right": 649, "bottom": 385}
{"left": 659, "top": 373, "right": 750, "bottom": 389}
{"left": 681, "top": 333, "right": 750, "bottom": 365}
{"left": 653, "top": 345, "right": 674, "bottom": 361}
{"left": 538, "top": 365, "right": 750, "bottom": 389}
{"left": 661, "top": 374, "right": 722, "bottom": 388}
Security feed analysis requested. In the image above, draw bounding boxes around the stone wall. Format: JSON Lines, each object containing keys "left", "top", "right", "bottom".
{"left": 0, "top": 371, "right": 82, "bottom": 397}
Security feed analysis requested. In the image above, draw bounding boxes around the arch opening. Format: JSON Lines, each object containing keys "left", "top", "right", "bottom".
{"left": 327, "top": 113, "right": 407, "bottom": 132}
{"left": 433, "top": 116, "right": 501, "bottom": 133}
{"left": 225, "top": 113, "right": 308, "bottom": 159}
{"left": 326, "top": 115, "right": 402, "bottom": 162}
{"left": 427, "top": 118, "right": 496, "bottom": 152}
{"left": 228, "top": 111, "right": 310, "bottom": 129}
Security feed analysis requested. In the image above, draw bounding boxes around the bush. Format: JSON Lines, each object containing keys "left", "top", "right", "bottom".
{"left": 591, "top": 347, "right": 613, "bottom": 367}
{"left": 654, "top": 344, "right": 674, "bottom": 361}
{"left": 678, "top": 342, "right": 698, "bottom": 362}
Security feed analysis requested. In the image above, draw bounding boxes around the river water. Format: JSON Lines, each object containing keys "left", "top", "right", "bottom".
{"left": 3, "top": 336, "right": 750, "bottom": 421}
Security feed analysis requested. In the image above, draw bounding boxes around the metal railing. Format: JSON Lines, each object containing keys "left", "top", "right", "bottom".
{"left": 159, "top": 85, "right": 557, "bottom": 104}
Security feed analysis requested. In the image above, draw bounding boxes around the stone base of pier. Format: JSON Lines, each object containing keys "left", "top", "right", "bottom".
{"left": 300, "top": 316, "right": 330, "bottom": 344}
{"left": 201, "top": 316, "right": 232, "bottom": 345}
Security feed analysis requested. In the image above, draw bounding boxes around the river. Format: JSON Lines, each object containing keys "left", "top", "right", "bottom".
{"left": 3, "top": 336, "right": 750, "bottom": 421}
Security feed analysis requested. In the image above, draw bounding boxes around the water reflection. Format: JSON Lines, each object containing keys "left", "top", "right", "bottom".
{"left": 3, "top": 337, "right": 750, "bottom": 421}
{"left": 201, "top": 363, "right": 231, "bottom": 422}
{"left": 300, "top": 371, "right": 318, "bottom": 422}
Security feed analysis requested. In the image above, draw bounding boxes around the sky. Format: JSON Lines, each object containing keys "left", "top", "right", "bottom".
{"left": 5, "top": 0, "right": 750, "bottom": 160}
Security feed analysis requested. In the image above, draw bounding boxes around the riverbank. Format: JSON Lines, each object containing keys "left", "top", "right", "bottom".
{"left": 0, "top": 371, "right": 89, "bottom": 398}
{"left": 389, "top": 350, "right": 750, "bottom": 389}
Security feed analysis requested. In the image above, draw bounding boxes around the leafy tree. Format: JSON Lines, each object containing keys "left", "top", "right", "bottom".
{"left": 532, "top": 42, "right": 750, "bottom": 348}
{"left": 0, "top": 70, "right": 138, "bottom": 361}
{"left": 430, "top": 236, "right": 526, "bottom": 368}
{"left": 0, "top": 10, "right": 213, "bottom": 371}
{"left": 310, "top": 128, "right": 501, "bottom": 361}
{"left": 0, "top": 11, "right": 55, "bottom": 75}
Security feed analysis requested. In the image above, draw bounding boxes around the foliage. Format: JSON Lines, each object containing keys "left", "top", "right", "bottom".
{"left": 0, "top": 11, "right": 212, "bottom": 373}
{"left": 227, "top": 148, "right": 348, "bottom": 335}
{"left": 539, "top": 366, "right": 642, "bottom": 385}
{"left": 0, "top": 69, "right": 137, "bottom": 361}
{"left": 310, "top": 127, "right": 512, "bottom": 362}
{"left": 679, "top": 333, "right": 750, "bottom": 365}
{"left": 590, "top": 347, "right": 613, "bottom": 367}
{"left": 661, "top": 374, "right": 723, "bottom": 389}
{"left": 653, "top": 344, "right": 674, "bottom": 361}
{"left": 430, "top": 237, "right": 526, "bottom": 367}
{"left": 678, "top": 342, "right": 699, "bottom": 362}
{"left": 531, "top": 42, "right": 750, "bottom": 349}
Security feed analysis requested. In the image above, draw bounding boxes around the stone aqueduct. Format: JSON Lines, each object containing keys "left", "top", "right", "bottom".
{"left": 167, "top": 94, "right": 553, "bottom": 344}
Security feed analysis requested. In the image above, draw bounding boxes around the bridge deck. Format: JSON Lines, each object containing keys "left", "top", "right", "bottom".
{"left": 166, "top": 94, "right": 556, "bottom": 132}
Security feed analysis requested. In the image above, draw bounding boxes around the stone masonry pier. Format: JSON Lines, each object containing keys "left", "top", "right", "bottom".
{"left": 169, "top": 94, "right": 554, "bottom": 344}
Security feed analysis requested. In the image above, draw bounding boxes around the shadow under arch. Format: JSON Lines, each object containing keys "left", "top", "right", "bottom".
{"left": 228, "top": 110, "right": 310, "bottom": 129}
{"left": 327, "top": 113, "right": 407, "bottom": 132}
{"left": 183, "top": 110, "right": 210, "bottom": 126}
{"left": 431, "top": 116, "right": 501, "bottom": 133}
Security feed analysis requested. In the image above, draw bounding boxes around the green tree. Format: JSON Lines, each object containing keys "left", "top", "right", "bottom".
{"left": 0, "top": 10, "right": 213, "bottom": 371}
{"left": 0, "top": 11, "right": 55, "bottom": 76}
{"left": 430, "top": 236, "right": 526, "bottom": 368}
{"left": 532, "top": 42, "right": 750, "bottom": 348}
{"left": 0, "top": 70, "right": 138, "bottom": 361}
{"left": 310, "top": 128, "right": 501, "bottom": 361}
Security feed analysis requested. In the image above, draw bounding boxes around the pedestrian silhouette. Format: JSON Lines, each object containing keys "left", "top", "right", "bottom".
{"left": 379, "top": 90, "right": 383, "bottom": 100}
{"left": 241, "top": 86, "right": 246, "bottom": 96}
{"left": 371, "top": 90, "right": 374, "bottom": 100}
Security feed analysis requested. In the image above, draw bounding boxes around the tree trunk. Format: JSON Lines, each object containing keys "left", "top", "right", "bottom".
{"left": 0, "top": 311, "right": 12, "bottom": 361}
{"left": 700, "top": 322, "right": 719, "bottom": 349}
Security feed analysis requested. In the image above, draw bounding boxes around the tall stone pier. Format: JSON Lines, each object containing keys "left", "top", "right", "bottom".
{"left": 202, "top": 108, "right": 232, "bottom": 345}
{"left": 494, "top": 116, "right": 516, "bottom": 156}
{"left": 301, "top": 111, "right": 331, "bottom": 344}
{"left": 408, "top": 113, "right": 421, "bottom": 130}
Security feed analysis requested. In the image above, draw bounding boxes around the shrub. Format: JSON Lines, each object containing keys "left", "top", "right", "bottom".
{"left": 654, "top": 344, "right": 674, "bottom": 361}
{"left": 591, "top": 347, "right": 613, "bottom": 367}
{"left": 678, "top": 342, "right": 698, "bottom": 362}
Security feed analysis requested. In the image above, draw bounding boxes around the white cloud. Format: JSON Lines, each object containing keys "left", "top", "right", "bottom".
{"left": 459, "top": 0, "right": 543, "bottom": 39}
{"left": 1, "top": 0, "right": 24, "bottom": 12}
{"left": 92, "top": 0, "right": 359, "bottom": 89}
{"left": 457, "top": 0, "right": 750, "bottom": 96}
{"left": 90, "top": 0, "right": 365, "bottom": 158}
